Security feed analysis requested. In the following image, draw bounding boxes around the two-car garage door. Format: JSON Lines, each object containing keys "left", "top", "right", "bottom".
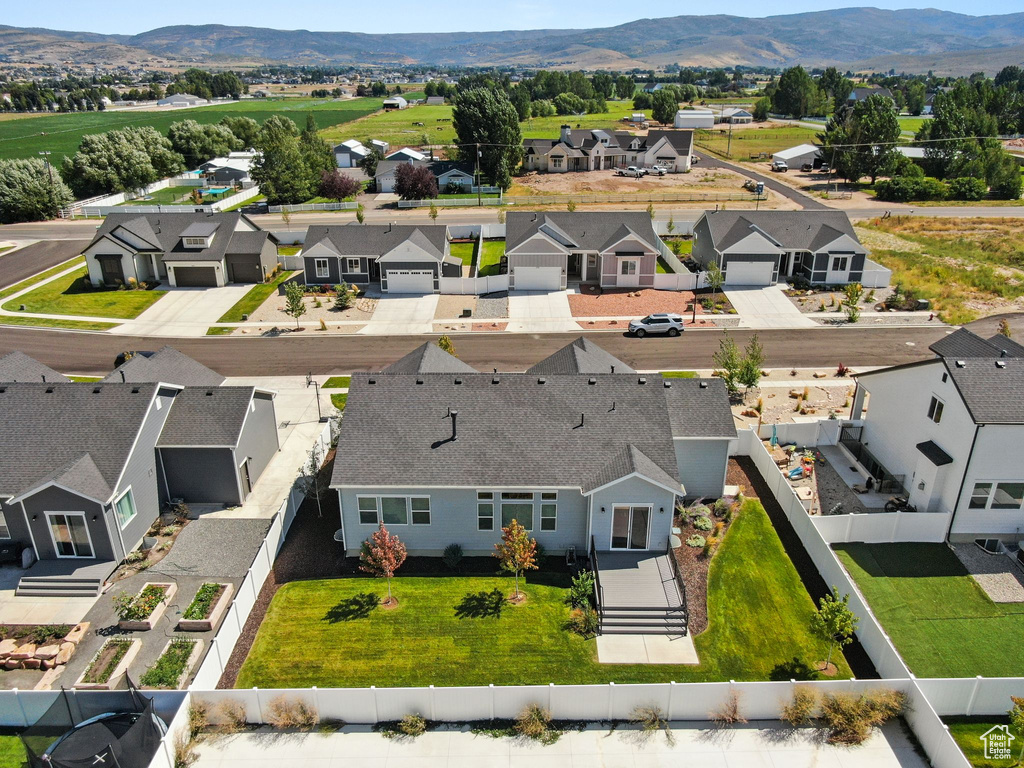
{"left": 386, "top": 270, "right": 434, "bottom": 293}
{"left": 724, "top": 260, "right": 774, "bottom": 286}
{"left": 513, "top": 266, "right": 561, "bottom": 291}
{"left": 172, "top": 266, "right": 218, "bottom": 287}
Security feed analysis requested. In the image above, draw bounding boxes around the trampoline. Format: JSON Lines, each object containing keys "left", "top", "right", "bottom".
{"left": 21, "top": 680, "right": 166, "bottom": 768}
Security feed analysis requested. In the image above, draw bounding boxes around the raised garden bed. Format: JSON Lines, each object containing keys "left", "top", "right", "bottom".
{"left": 178, "top": 583, "right": 233, "bottom": 632}
{"left": 75, "top": 638, "right": 140, "bottom": 690}
{"left": 140, "top": 639, "right": 203, "bottom": 689}
{"left": 115, "top": 582, "right": 176, "bottom": 631}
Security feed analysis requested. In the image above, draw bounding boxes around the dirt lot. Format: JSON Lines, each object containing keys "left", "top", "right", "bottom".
{"left": 509, "top": 165, "right": 753, "bottom": 195}
{"left": 247, "top": 290, "right": 376, "bottom": 325}
{"left": 568, "top": 285, "right": 702, "bottom": 317}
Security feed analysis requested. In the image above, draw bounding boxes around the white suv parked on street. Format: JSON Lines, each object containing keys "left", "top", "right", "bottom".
{"left": 628, "top": 313, "right": 685, "bottom": 337}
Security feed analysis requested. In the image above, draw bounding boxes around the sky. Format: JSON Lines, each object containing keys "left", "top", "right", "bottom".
{"left": 5, "top": 0, "right": 1020, "bottom": 36}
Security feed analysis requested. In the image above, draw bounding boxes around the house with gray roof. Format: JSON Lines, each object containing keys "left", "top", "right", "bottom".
{"left": 0, "top": 354, "right": 278, "bottom": 595}
{"left": 302, "top": 223, "right": 461, "bottom": 293}
{"left": 102, "top": 346, "right": 225, "bottom": 387}
{"left": 0, "top": 351, "right": 69, "bottom": 383}
{"left": 505, "top": 211, "right": 661, "bottom": 290}
{"left": 83, "top": 211, "right": 279, "bottom": 288}
{"left": 691, "top": 210, "right": 890, "bottom": 287}
{"left": 523, "top": 126, "right": 693, "bottom": 174}
{"left": 331, "top": 338, "right": 736, "bottom": 562}
{"left": 851, "top": 328, "right": 1024, "bottom": 543}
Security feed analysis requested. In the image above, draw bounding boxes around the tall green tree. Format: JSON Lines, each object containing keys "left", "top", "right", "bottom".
{"left": 299, "top": 112, "right": 336, "bottom": 182}
{"left": 904, "top": 82, "right": 926, "bottom": 116}
{"left": 818, "top": 67, "right": 854, "bottom": 115}
{"left": 250, "top": 116, "right": 313, "bottom": 205}
{"left": 61, "top": 126, "right": 184, "bottom": 197}
{"left": 652, "top": 89, "right": 679, "bottom": 125}
{"left": 452, "top": 88, "right": 523, "bottom": 190}
{"left": 713, "top": 331, "right": 742, "bottom": 396}
{"left": 772, "top": 66, "right": 826, "bottom": 119}
{"left": 820, "top": 94, "right": 900, "bottom": 184}
{"left": 167, "top": 119, "right": 240, "bottom": 166}
{"left": 219, "top": 116, "right": 260, "bottom": 148}
{"left": 0, "top": 158, "right": 74, "bottom": 223}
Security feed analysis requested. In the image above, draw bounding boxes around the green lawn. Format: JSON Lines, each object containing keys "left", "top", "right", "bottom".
{"left": 237, "top": 499, "right": 850, "bottom": 688}
{"left": 0, "top": 316, "right": 117, "bottom": 331}
{"left": 0, "top": 732, "right": 27, "bottom": 768}
{"left": 221, "top": 193, "right": 265, "bottom": 212}
{"left": 661, "top": 371, "right": 699, "bottom": 378}
{"left": 120, "top": 185, "right": 195, "bottom": 206}
{"left": 330, "top": 393, "right": 347, "bottom": 411}
{"left": 695, "top": 126, "right": 820, "bottom": 161}
{"left": 323, "top": 376, "right": 351, "bottom": 389}
{"left": 898, "top": 116, "right": 929, "bottom": 133}
{"left": 215, "top": 271, "right": 297, "bottom": 323}
{"left": 945, "top": 718, "right": 1019, "bottom": 768}
{"left": 278, "top": 245, "right": 303, "bottom": 257}
{"left": 477, "top": 239, "right": 505, "bottom": 278}
{"left": 835, "top": 543, "right": 1024, "bottom": 678}
{"left": 2, "top": 267, "right": 166, "bottom": 319}
{"left": 0, "top": 97, "right": 385, "bottom": 161}
{"left": 320, "top": 103, "right": 456, "bottom": 148}
{"left": 0, "top": 256, "right": 84, "bottom": 302}
{"left": 448, "top": 242, "right": 475, "bottom": 268}
{"left": 206, "top": 326, "right": 233, "bottom": 336}
{"left": 656, "top": 257, "right": 671, "bottom": 274}
{"left": 520, "top": 101, "right": 638, "bottom": 139}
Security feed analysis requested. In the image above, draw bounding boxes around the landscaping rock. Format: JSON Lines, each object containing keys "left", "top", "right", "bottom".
{"left": 41, "top": 659, "right": 56, "bottom": 670}
{"left": 64, "top": 623, "right": 89, "bottom": 645}
{"left": 4, "top": 659, "right": 21, "bottom": 670}
{"left": 22, "top": 658, "right": 41, "bottom": 669}
{"left": 56, "top": 642, "right": 76, "bottom": 665}
{"left": 0, "top": 639, "right": 19, "bottom": 658}
{"left": 10, "top": 643, "right": 36, "bottom": 660}
{"left": 34, "top": 667, "right": 63, "bottom": 691}
{"left": 35, "top": 644, "right": 59, "bottom": 661}
{"left": 813, "top": 371, "right": 828, "bottom": 378}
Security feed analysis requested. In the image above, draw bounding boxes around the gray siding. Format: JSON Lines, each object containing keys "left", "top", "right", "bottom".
{"left": 674, "top": 438, "right": 729, "bottom": 500}
{"left": 259, "top": 238, "right": 279, "bottom": 277}
{"left": 236, "top": 392, "right": 279, "bottom": 492}
{"left": 589, "top": 476, "right": 677, "bottom": 553}
{"left": 338, "top": 486, "right": 587, "bottom": 557}
{"left": 690, "top": 217, "right": 717, "bottom": 270}
{"left": 160, "top": 448, "right": 239, "bottom": 505}
{"left": 0, "top": 499, "right": 32, "bottom": 551}
{"left": 21, "top": 487, "right": 110, "bottom": 561}
{"left": 304, "top": 255, "right": 341, "bottom": 285}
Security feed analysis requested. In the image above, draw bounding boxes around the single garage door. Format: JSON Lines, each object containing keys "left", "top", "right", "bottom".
{"left": 514, "top": 266, "right": 561, "bottom": 291}
{"left": 725, "top": 260, "right": 774, "bottom": 286}
{"left": 173, "top": 266, "right": 218, "bottom": 287}
{"left": 386, "top": 270, "right": 434, "bottom": 293}
{"left": 226, "top": 254, "right": 262, "bottom": 284}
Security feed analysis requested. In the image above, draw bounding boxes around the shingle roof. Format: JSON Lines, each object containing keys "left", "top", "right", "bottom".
{"left": 700, "top": 210, "right": 863, "bottom": 253}
{"left": 582, "top": 444, "right": 681, "bottom": 494}
{"left": 663, "top": 378, "right": 738, "bottom": 438}
{"left": 929, "top": 328, "right": 1024, "bottom": 360}
{"left": 506, "top": 212, "right": 658, "bottom": 254}
{"left": 0, "top": 352, "right": 70, "bottom": 383}
{"left": 375, "top": 159, "right": 427, "bottom": 177}
{"left": 331, "top": 373, "right": 680, "bottom": 490}
{"left": 102, "top": 346, "right": 225, "bottom": 387}
{"left": 382, "top": 343, "right": 479, "bottom": 375}
{"left": 646, "top": 130, "right": 694, "bottom": 152}
{"left": 944, "top": 358, "right": 1024, "bottom": 424}
{"left": 86, "top": 212, "right": 266, "bottom": 264}
{"left": 227, "top": 230, "right": 274, "bottom": 254}
{"left": 0, "top": 382, "right": 159, "bottom": 499}
{"left": 527, "top": 337, "right": 635, "bottom": 375}
{"left": 156, "top": 387, "right": 254, "bottom": 447}
{"left": 304, "top": 224, "right": 448, "bottom": 260}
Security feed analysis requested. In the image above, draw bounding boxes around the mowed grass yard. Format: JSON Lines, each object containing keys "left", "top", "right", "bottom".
{"left": 695, "top": 125, "right": 820, "bottom": 160}
{"left": 0, "top": 97, "right": 384, "bottom": 161}
{"left": 0, "top": 732, "right": 26, "bottom": 768}
{"left": 857, "top": 216, "right": 1024, "bottom": 324}
{"left": 1, "top": 267, "right": 165, "bottom": 319}
{"left": 835, "top": 543, "right": 1024, "bottom": 678}
{"left": 321, "top": 103, "right": 456, "bottom": 148}
{"left": 477, "top": 239, "right": 504, "bottom": 277}
{"left": 237, "top": 499, "right": 851, "bottom": 688}
{"left": 945, "top": 718, "right": 1018, "bottom": 768}
{"left": 448, "top": 241, "right": 475, "bottom": 267}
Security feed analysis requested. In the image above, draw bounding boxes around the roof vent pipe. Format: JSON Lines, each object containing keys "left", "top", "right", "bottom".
{"left": 610, "top": 365, "right": 615, "bottom": 374}
{"left": 41, "top": 374, "right": 45, "bottom": 383}
{"left": 120, "top": 369, "right": 126, "bottom": 383}
{"left": 450, "top": 410, "right": 458, "bottom": 441}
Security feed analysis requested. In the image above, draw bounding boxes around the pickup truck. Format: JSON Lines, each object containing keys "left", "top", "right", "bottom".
{"left": 616, "top": 166, "right": 647, "bottom": 177}
{"left": 771, "top": 159, "right": 789, "bottom": 172}
{"left": 647, "top": 166, "right": 668, "bottom": 176}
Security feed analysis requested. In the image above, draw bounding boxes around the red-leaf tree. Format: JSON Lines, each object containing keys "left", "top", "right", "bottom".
{"left": 493, "top": 519, "right": 538, "bottom": 600}
{"left": 394, "top": 163, "right": 438, "bottom": 201}
{"left": 359, "top": 523, "right": 407, "bottom": 604}
{"left": 319, "top": 169, "right": 361, "bottom": 202}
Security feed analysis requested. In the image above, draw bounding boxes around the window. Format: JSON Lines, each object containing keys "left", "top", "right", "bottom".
{"left": 992, "top": 483, "right": 1024, "bottom": 510}
{"left": 552, "top": 158, "right": 563, "bottom": 169}
{"left": 927, "top": 396, "right": 944, "bottom": 424}
{"left": 501, "top": 492, "right": 533, "bottom": 530}
{"left": 620, "top": 260, "right": 638, "bottom": 276}
{"left": 114, "top": 489, "right": 137, "bottom": 529}
{"left": 345, "top": 257, "right": 361, "bottom": 273}
{"left": 0, "top": 510, "right": 9, "bottom": 539}
{"left": 381, "top": 497, "right": 409, "bottom": 525}
{"left": 314, "top": 258, "right": 329, "bottom": 279}
{"left": 357, "top": 496, "right": 378, "bottom": 525}
{"left": 540, "top": 492, "right": 557, "bottom": 531}
{"left": 411, "top": 497, "right": 431, "bottom": 525}
{"left": 477, "top": 492, "right": 494, "bottom": 531}
{"left": 969, "top": 483, "right": 992, "bottom": 509}
{"left": 832, "top": 256, "right": 849, "bottom": 272}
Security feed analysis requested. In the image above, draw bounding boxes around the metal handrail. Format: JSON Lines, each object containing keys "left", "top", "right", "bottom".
{"left": 666, "top": 535, "right": 688, "bottom": 612}
{"left": 589, "top": 536, "right": 605, "bottom": 616}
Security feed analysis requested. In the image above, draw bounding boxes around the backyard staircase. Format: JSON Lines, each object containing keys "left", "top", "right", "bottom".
{"left": 15, "top": 559, "right": 115, "bottom": 598}
{"left": 590, "top": 540, "right": 689, "bottom": 636}
{"left": 599, "top": 605, "right": 688, "bottom": 635}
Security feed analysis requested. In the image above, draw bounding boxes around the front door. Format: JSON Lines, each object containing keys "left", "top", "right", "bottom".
{"left": 47, "top": 513, "right": 94, "bottom": 558}
{"left": 239, "top": 458, "right": 253, "bottom": 499}
{"left": 568, "top": 253, "right": 582, "bottom": 278}
{"left": 610, "top": 505, "right": 651, "bottom": 550}
{"left": 619, "top": 258, "right": 640, "bottom": 288}
{"left": 98, "top": 256, "right": 124, "bottom": 285}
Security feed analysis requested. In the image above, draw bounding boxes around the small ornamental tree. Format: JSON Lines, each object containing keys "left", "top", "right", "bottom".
{"left": 493, "top": 519, "right": 538, "bottom": 601}
{"left": 283, "top": 281, "right": 306, "bottom": 329}
{"left": 738, "top": 333, "right": 766, "bottom": 393}
{"left": 713, "top": 331, "right": 742, "bottom": 396}
{"left": 705, "top": 262, "right": 724, "bottom": 302}
{"left": 436, "top": 335, "right": 457, "bottom": 357}
{"left": 297, "top": 442, "right": 328, "bottom": 517}
{"left": 810, "top": 586, "right": 859, "bottom": 674}
{"left": 359, "top": 523, "right": 407, "bottom": 605}
{"left": 843, "top": 282, "right": 863, "bottom": 323}
{"left": 394, "top": 163, "right": 438, "bottom": 200}
{"left": 319, "top": 170, "right": 360, "bottom": 202}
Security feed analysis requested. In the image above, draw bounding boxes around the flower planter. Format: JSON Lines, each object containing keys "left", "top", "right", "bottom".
{"left": 140, "top": 638, "right": 204, "bottom": 689}
{"left": 177, "top": 583, "right": 233, "bottom": 632}
{"left": 74, "top": 639, "right": 140, "bottom": 690}
{"left": 117, "top": 582, "right": 177, "bottom": 631}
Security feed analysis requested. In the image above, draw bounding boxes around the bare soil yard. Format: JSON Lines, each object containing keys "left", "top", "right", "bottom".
{"left": 509, "top": 166, "right": 752, "bottom": 196}
{"left": 248, "top": 291, "right": 376, "bottom": 324}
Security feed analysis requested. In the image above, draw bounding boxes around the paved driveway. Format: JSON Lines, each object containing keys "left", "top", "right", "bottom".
{"left": 507, "top": 290, "right": 578, "bottom": 333}
{"left": 726, "top": 286, "right": 817, "bottom": 329}
{"left": 111, "top": 285, "right": 252, "bottom": 337}
{"left": 359, "top": 293, "right": 439, "bottom": 335}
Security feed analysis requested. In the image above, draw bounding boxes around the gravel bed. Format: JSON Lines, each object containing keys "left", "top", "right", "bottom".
{"left": 952, "top": 543, "right": 1024, "bottom": 603}
{"left": 811, "top": 315, "right": 943, "bottom": 326}
{"left": 434, "top": 294, "right": 476, "bottom": 320}
{"left": 475, "top": 291, "right": 509, "bottom": 319}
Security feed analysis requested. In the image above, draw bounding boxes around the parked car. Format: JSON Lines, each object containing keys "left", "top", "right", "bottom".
{"left": 628, "top": 313, "right": 685, "bottom": 338}
{"left": 801, "top": 162, "right": 814, "bottom": 172}
{"left": 647, "top": 166, "right": 668, "bottom": 176}
{"left": 771, "top": 159, "right": 788, "bottom": 172}
{"left": 690, "top": 154, "right": 700, "bottom": 164}
{"left": 819, "top": 163, "right": 831, "bottom": 174}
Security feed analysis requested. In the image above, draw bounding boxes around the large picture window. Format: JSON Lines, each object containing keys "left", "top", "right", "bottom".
{"left": 114, "top": 489, "right": 137, "bottom": 530}
{"left": 501, "top": 492, "right": 533, "bottom": 530}
{"left": 968, "top": 482, "right": 1024, "bottom": 511}
{"left": 381, "top": 497, "right": 409, "bottom": 525}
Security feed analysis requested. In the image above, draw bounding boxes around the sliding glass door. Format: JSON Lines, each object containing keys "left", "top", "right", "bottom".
{"left": 610, "top": 505, "right": 651, "bottom": 550}
{"left": 47, "top": 513, "right": 94, "bottom": 558}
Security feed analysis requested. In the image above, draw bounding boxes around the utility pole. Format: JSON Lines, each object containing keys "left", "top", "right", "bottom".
{"left": 475, "top": 143, "right": 482, "bottom": 208}
{"left": 726, "top": 119, "right": 734, "bottom": 158}
{"left": 38, "top": 151, "right": 55, "bottom": 212}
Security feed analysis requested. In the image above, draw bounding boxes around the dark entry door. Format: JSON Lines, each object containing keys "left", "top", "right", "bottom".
{"left": 98, "top": 256, "right": 124, "bottom": 285}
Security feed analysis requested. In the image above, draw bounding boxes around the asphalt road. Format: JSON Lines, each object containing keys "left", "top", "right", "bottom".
{"left": 690, "top": 151, "right": 829, "bottom": 211}
{"left": 0, "top": 325, "right": 953, "bottom": 377}
{"left": 0, "top": 239, "right": 90, "bottom": 288}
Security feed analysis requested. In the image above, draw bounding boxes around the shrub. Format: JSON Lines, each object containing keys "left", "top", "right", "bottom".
{"left": 515, "top": 704, "right": 552, "bottom": 740}
{"left": 399, "top": 713, "right": 427, "bottom": 737}
{"left": 836, "top": 362, "right": 849, "bottom": 377}
{"left": 686, "top": 534, "right": 706, "bottom": 548}
{"left": 781, "top": 686, "right": 818, "bottom": 726}
{"left": 28, "top": 624, "right": 72, "bottom": 644}
{"left": 442, "top": 543, "right": 463, "bottom": 572}
{"left": 174, "top": 731, "right": 197, "bottom": 768}
{"left": 687, "top": 503, "right": 711, "bottom": 521}
{"left": 187, "top": 701, "right": 209, "bottom": 739}
{"left": 693, "top": 515, "right": 713, "bottom": 531}
{"left": 875, "top": 176, "right": 949, "bottom": 202}
{"left": 631, "top": 705, "right": 667, "bottom": 734}
{"left": 216, "top": 699, "right": 247, "bottom": 733}
{"left": 947, "top": 176, "right": 986, "bottom": 201}
{"left": 569, "top": 570, "right": 595, "bottom": 608}
{"left": 702, "top": 536, "right": 719, "bottom": 558}
{"left": 333, "top": 283, "right": 351, "bottom": 310}
{"left": 820, "top": 690, "right": 907, "bottom": 745}
{"left": 710, "top": 692, "right": 746, "bottom": 726}
{"left": 567, "top": 606, "right": 599, "bottom": 637}
{"left": 713, "top": 499, "right": 730, "bottom": 517}
{"left": 266, "top": 695, "right": 319, "bottom": 730}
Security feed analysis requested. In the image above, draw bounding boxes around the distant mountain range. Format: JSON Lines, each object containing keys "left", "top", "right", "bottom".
{"left": 3, "top": 8, "right": 1024, "bottom": 75}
